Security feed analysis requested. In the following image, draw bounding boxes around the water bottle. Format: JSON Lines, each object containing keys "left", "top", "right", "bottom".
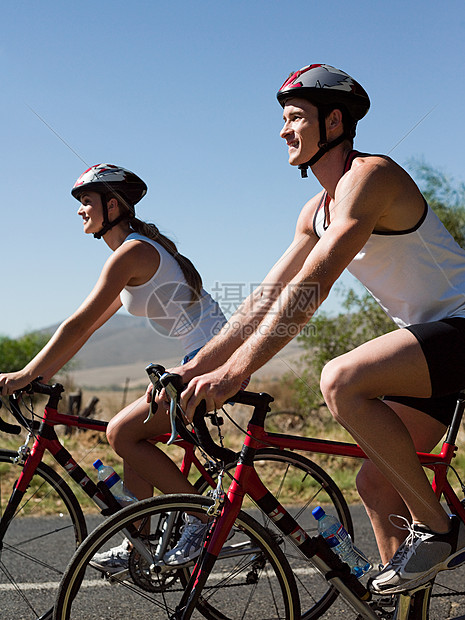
{"left": 93, "top": 459, "right": 138, "bottom": 506}
{"left": 312, "top": 506, "right": 371, "bottom": 578}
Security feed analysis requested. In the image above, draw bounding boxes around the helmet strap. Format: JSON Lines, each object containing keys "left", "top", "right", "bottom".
{"left": 93, "top": 194, "right": 127, "bottom": 239}
{"left": 93, "top": 215, "right": 127, "bottom": 239}
{"left": 298, "top": 108, "right": 346, "bottom": 178}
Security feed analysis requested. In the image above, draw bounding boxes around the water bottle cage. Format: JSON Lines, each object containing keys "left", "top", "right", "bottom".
{"left": 315, "top": 535, "right": 371, "bottom": 601}
{"left": 96, "top": 480, "right": 124, "bottom": 516}
{"left": 325, "top": 564, "right": 352, "bottom": 582}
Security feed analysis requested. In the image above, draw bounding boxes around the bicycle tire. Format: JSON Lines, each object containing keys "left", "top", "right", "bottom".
{"left": 0, "top": 448, "right": 88, "bottom": 620}
{"left": 429, "top": 514, "right": 465, "bottom": 619}
{"left": 196, "top": 448, "right": 354, "bottom": 620}
{"left": 54, "top": 493, "right": 300, "bottom": 620}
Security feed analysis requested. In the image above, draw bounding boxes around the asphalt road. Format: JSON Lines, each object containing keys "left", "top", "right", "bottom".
{"left": 2, "top": 508, "right": 465, "bottom": 620}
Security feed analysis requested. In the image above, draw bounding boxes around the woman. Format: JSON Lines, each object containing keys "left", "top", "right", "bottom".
{"left": 0, "top": 163, "right": 226, "bottom": 571}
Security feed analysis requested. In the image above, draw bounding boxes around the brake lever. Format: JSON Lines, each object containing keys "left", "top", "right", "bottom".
{"left": 166, "top": 382, "right": 181, "bottom": 446}
{"left": 0, "top": 396, "right": 20, "bottom": 434}
{"left": 144, "top": 364, "right": 187, "bottom": 445}
{"left": 144, "top": 364, "right": 164, "bottom": 424}
{"left": 143, "top": 388, "right": 159, "bottom": 425}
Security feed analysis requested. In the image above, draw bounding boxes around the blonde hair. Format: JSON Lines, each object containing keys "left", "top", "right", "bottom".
{"left": 112, "top": 194, "right": 202, "bottom": 304}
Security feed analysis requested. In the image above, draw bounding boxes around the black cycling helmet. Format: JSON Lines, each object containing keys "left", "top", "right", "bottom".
{"left": 71, "top": 164, "right": 148, "bottom": 238}
{"left": 277, "top": 64, "right": 370, "bottom": 176}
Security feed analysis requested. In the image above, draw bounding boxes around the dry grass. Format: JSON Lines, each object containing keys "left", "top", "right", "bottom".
{"left": 3, "top": 376, "right": 464, "bottom": 513}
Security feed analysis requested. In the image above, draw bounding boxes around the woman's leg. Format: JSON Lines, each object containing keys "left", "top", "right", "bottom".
{"left": 91, "top": 395, "right": 208, "bottom": 570}
{"left": 356, "top": 401, "right": 447, "bottom": 565}
{"left": 320, "top": 328, "right": 450, "bottom": 534}
{"left": 107, "top": 395, "right": 199, "bottom": 499}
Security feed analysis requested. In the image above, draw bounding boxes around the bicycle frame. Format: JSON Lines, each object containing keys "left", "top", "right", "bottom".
{"left": 0, "top": 387, "right": 220, "bottom": 542}
{"left": 0, "top": 380, "right": 239, "bottom": 620}
{"left": 175, "top": 390, "right": 465, "bottom": 620}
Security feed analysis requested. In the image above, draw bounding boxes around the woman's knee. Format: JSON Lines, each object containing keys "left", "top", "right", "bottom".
{"left": 106, "top": 413, "right": 127, "bottom": 452}
{"left": 106, "top": 399, "right": 147, "bottom": 451}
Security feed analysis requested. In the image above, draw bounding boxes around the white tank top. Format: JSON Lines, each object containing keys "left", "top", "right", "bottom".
{"left": 119, "top": 233, "right": 225, "bottom": 352}
{"left": 313, "top": 154, "right": 465, "bottom": 327}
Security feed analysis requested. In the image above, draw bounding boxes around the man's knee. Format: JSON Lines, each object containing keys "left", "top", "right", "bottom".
{"left": 356, "top": 464, "right": 375, "bottom": 501}
{"left": 320, "top": 358, "right": 352, "bottom": 418}
{"left": 356, "top": 462, "right": 392, "bottom": 507}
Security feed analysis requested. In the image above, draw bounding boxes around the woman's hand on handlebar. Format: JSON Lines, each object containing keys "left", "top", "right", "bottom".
{"left": 0, "top": 371, "right": 33, "bottom": 396}
{"left": 145, "top": 381, "right": 171, "bottom": 412}
{"left": 149, "top": 364, "right": 195, "bottom": 412}
{"left": 145, "top": 381, "right": 154, "bottom": 403}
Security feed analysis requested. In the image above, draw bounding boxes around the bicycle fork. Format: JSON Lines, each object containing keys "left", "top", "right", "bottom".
{"left": 171, "top": 472, "right": 244, "bottom": 618}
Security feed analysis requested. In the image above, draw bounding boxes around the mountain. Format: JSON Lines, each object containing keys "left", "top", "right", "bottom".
{"left": 72, "top": 314, "right": 184, "bottom": 369}
{"left": 46, "top": 312, "right": 303, "bottom": 389}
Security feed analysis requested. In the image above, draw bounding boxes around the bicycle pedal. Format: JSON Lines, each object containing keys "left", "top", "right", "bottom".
{"left": 372, "top": 594, "right": 396, "bottom": 608}
{"left": 107, "top": 568, "right": 130, "bottom": 582}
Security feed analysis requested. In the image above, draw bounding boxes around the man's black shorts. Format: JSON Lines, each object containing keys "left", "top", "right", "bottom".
{"left": 384, "top": 317, "right": 465, "bottom": 426}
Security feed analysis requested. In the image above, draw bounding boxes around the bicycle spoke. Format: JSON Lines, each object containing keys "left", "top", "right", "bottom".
{"left": 0, "top": 451, "right": 87, "bottom": 620}
{"left": 54, "top": 495, "right": 300, "bottom": 619}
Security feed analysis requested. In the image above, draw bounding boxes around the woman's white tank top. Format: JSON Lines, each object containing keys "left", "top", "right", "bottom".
{"left": 119, "top": 233, "right": 225, "bottom": 352}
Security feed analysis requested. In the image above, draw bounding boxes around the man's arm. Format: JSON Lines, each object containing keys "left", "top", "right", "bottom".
{"left": 174, "top": 194, "right": 323, "bottom": 384}
{"left": 181, "top": 159, "right": 395, "bottom": 415}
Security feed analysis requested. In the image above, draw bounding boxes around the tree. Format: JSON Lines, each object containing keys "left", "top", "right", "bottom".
{"left": 289, "top": 160, "right": 465, "bottom": 417}
{"left": 291, "top": 286, "right": 396, "bottom": 415}
{"left": 0, "top": 332, "right": 50, "bottom": 373}
{"left": 408, "top": 158, "right": 465, "bottom": 247}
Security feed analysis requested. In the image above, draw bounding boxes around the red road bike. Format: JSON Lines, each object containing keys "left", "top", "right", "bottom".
{"left": 53, "top": 365, "right": 465, "bottom": 619}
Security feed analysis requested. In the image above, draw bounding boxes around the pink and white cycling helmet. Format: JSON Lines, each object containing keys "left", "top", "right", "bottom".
{"left": 277, "top": 64, "right": 370, "bottom": 175}
{"left": 72, "top": 164, "right": 147, "bottom": 208}
{"left": 71, "top": 164, "right": 147, "bottom": 238}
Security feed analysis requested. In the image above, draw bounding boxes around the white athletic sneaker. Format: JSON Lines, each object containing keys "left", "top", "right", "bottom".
{"left": 370, "top": 515, "right": 465, "bottom": 595}
{"left": 163, "top": 515, "right": 209, "bottom": 566}
{"left": 90, "top": 539, "right": 131, "bottom": 574}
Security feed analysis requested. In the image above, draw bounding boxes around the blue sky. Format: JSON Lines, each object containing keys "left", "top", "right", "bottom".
{"left": 1, "top": 0, "right": 464, "bottom": 338}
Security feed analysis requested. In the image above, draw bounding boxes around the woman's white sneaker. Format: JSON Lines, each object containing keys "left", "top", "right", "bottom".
{"left": 163, "top": 515, "right": 209, "bottom": 566}
{"left": 89, "top": 539, "right": 131, "bottom": 574}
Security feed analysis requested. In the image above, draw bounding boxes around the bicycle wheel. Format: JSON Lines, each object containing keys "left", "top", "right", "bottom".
{"left": 0, "top": 449, "right": 87, "bottom": 620}
{"left": 197, "top": 449, "right": 354, "bottom": 620}
{"left": 54, "top": 493, "right": 300, "bottom": 620}
{"left": 429, "top": 529, "right": 465, "bottom": 619}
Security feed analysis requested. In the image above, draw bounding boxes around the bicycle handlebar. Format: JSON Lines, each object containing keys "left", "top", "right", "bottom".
{"left": 0, "top": 398, "right": 21, "bottom": 434}
{"left": 145, "top": 363, "right": 240, "bottom": 465}
{"left": 0, "top": 378, "right": 64, "bottom": 435}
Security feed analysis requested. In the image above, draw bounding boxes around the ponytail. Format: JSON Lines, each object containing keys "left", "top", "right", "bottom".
{"left": 109, "top": 194, "right": 203, "bottom": 304}
{"left": 132, "top": 217, "right": 203, "bottom": 304}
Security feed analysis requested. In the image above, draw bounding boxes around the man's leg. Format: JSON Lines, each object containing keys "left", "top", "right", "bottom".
{"left": 320, "top": 328, "right": 465, "bottom": 592}
{"left": 320, "top": 328, "right": 449, "bottom": 533}
{"left": 356, "top": 401, "right": 447, "bottom": 565}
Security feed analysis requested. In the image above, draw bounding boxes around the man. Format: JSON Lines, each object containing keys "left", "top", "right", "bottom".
{"left": 175, "top": 64, "right": 465, "bottom": 593}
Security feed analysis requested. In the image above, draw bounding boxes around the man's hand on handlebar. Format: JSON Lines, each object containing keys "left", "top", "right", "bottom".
{"left": 145, "top": 362, "right": 245, "bottom": 423}
{"left": 180, "top": 368, "right": 244, "bottom": 422}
